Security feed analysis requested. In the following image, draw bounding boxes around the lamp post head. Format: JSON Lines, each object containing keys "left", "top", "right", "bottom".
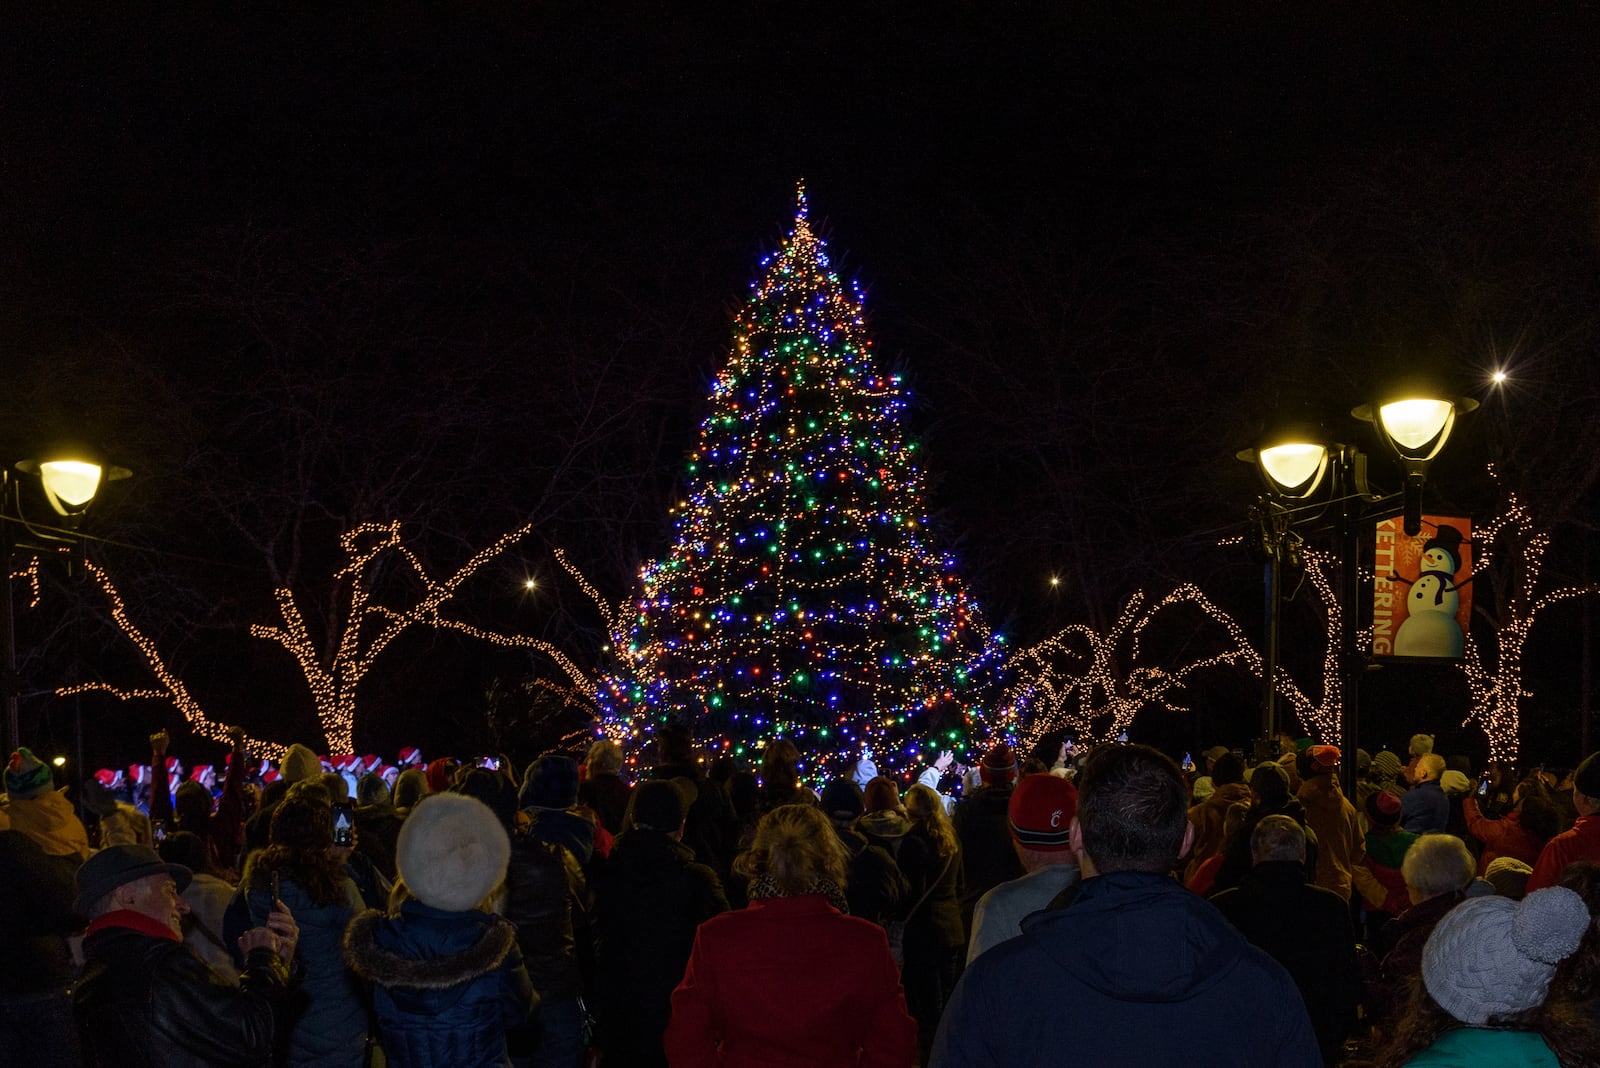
{"left": 15, "top": 444, "right": 131, "bottom": 519}
{"left": 1353, "top": 387, "right": 1476, "bottom": 535}
{"left": 1237, "top": 422, "right": 1331, "bottom": 499}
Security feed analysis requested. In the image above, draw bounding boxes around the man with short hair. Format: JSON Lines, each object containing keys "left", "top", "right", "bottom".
{"left": 1527, "top": 751, "right": 1600, "bottom": 892}
{"left": 931, "top": 745, "right": 1318, "bottom": 1067}
{"left": 73, "top": 844, "right": 298, "bottom": 1066}
{"left": 1210, "top": 816, "right": 1361, "bottom": 1066}
{"left": 1400, "top": 753, "right": 1449, "bottom": 834}
{"left": 966, "top": 773, "right": 1079, "bottom": 963}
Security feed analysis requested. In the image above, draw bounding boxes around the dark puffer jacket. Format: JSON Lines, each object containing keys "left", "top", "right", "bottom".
{"left": 501, "top": 830, "right": 586, "bottom": 999}
{"left": 593, "top": 828, "right": 728, "bottom": 1067}
{"left": 75, "top": 918, "right": 289, "bottom": 1067}
{"left": 344, "top": 902, "right": 536, "bottom": 1068}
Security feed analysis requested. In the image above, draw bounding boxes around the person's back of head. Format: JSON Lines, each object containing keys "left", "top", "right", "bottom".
{"left": 1077, "top": 744, "right": 1188, "bottom": 874}
{"left": 1249, "top": 761, "right": 1290, "bottom": 809}
{"left": 734, "top": 803, "right": 847, "bottom": 896}
{"left": 586, "top": 738, "right": 624, "bottom": 777}
{"left": 1211, "top": 753, "right": 1245, "bottom": 788}
{"left": 173, "top": 780, "right": 214, "bottom": 830}
{"left": 1416, "top": 753, "right": 1446, "bottom": 783}
{"left": 1402, "top": 833, "right": 1475, "bottom": 903}
{"left": 158, "top": 829, "right": 214, "bottom": 878}
{"left": 1250, "top": 813, "right": 1306, "bottom": 866}
{"left": 761, "top": 739, "right": 801, "bottom": 790}
{"left": 1572, "top": 752, "right": 1600, "bottom": 814}
{"left": 656, "top": 725, "right": 695, "bottom": 770}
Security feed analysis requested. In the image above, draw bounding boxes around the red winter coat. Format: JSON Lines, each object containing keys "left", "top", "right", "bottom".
{"left": 664, "top": 893, "right": 917, "bottom": 1067}
{"left": 1461, "top": 797, "right": 1544, "bottom": 874}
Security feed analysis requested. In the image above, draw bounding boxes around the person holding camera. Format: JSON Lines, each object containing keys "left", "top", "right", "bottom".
{"left": 73, "top": 844, "right": 299, "bottom": 1066}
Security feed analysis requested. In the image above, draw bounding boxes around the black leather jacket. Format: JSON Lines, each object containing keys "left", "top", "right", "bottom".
{"left": 74, "top": 922, "right": 288, "bottom": 1067}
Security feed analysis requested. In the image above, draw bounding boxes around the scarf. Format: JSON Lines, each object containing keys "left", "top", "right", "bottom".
{"left": 747, "top": 874, "right": 849, "bottom": 914}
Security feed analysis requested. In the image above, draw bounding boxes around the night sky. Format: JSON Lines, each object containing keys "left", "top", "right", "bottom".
{"left": 4, "top": 8, "right": 1599, "bottom": 771}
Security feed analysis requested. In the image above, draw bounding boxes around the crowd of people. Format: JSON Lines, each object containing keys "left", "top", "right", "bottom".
{"left": 5, "top": 723, "right": 1600, "bottom": 1066}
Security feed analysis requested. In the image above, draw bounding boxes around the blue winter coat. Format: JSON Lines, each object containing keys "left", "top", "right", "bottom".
{"left": 343, "top": 901, "right": 536, "bottom": 1068}
{"left": 1401, "top": 780, "right": 1451, "bottom": 834}
{"left": 929, "top": 871, "right": 1320, "bottom": 1067}
{"left": 226, "top": 871, "right": 367, "bottom": 1068}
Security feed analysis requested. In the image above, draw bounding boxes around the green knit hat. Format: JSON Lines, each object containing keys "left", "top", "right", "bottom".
{"left": 6, "top": 748, "right": 53, "bottom": 799}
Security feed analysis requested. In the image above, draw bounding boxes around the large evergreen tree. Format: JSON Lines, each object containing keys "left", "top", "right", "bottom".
{"left": 598, "top": 188, "right": 1009, "bottom": 778}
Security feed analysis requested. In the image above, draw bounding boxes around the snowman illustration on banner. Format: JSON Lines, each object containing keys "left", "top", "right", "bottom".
{"left": 1392, "top": 524, "right": 1469, "bottom": 658}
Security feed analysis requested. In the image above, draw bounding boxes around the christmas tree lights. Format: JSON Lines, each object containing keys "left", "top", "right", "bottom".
{"left": 596, "top": 186, "right": 1009, "bottom": 779}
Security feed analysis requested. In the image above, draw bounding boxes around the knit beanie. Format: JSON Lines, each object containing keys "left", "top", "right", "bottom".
{"left": 1365, "top": 789, "right": 1403, "bottom": 828}
{"left": 1421, "top": 886, "right": 1591, "bottom": 1025}
{"left": 1484, "top": 856, "right": 1534, "bottom": 900}
{"left": 1439, "top": 770, "right": 1472, "bottom": 796}
{"left": 861, "top": 776, "right": 903, "bottom": 814}
{"left": 1370, "top": 750, "right": 1403, "bottom": 781}
{"left": 519, "top": 754, "right": 579, "bottom": 809}
{"left": 819, "top": 779, "right": 864, "bottom": 821}
{"left": 5, "top": 748, "right": 53, "bottom": 799}
{"left": 632, "top": 780, "right": 686, "bottom": 833}
{"left": 1410, "top": 733, "right": 1435, "bottom": 757}
{"left": 979, "top": 743, "right": 1018, "bottom": 787}
{"left": 851, "top": 755, "right": 878, "bottom": 788}
{"left": 280, "top": 744, "right": 322, "bottom": 785}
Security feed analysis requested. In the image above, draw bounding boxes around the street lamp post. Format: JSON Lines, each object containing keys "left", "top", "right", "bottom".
{"left": 1239, "top": 388, "right": 1475, "bottom": 792}
{"left": 1, "top": 447, "right": 129, "bottom": 754}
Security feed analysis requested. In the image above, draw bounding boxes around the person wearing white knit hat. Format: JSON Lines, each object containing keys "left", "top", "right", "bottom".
{"left": 1378, "top": 886, "right": 1598, "bottom": 1065}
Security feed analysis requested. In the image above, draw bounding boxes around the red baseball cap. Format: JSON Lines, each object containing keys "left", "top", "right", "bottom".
{"left": 1007, "top": 773, "right": 1079, "bottom": 851}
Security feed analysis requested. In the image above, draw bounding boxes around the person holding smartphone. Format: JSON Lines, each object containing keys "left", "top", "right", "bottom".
{"left": 226, "top": 793, "right": 368, "bottom": 1067}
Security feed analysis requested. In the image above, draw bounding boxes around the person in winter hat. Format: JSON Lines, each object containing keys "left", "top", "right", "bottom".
{"left": 1376, "top": 886, "right": 1599, "bottom": 1065}
{"left": 6, "top": 747, "right": 89, "bottom": 860}
{"left": 344, "top": 792, "right": 536, "bottom": 1067}
{"left": 953, "top": 742, "right": 1025, "bottom": 932}
{"left": 519, "top": 753, "right": 601, "bottom": 866}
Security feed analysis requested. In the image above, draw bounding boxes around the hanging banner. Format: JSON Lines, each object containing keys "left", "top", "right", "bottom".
{"left": 1371, "top": 515, "right": 1473, "bottom": 659}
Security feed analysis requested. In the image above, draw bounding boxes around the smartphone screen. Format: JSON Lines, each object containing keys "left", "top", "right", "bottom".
{"left": 331, "top": 802, "right": 355, "bottom": 847}
{"left": 151, "top": 818, "right": 168, "bottom": 843}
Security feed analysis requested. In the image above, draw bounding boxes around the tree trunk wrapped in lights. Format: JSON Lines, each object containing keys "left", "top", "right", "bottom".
{"left": 597, "top": 188, "right": 1009, "bottom": 779}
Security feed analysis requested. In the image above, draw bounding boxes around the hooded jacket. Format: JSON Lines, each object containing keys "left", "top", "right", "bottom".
{"left": 344, "top": 901, "right": 536, "bottom": 1068}
{"left": 930, "top": 872, "right": 1318, "bottom": 1067}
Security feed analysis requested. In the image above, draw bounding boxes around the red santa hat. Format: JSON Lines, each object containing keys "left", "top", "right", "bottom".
{"left": 95, "top": 768, "right": 120, "bottom": 788}
{"left": 189, "top": 765, "right": 215, "bottom": 783}
{"left": 398, "top": 746, "right": 422, "bottom": 766}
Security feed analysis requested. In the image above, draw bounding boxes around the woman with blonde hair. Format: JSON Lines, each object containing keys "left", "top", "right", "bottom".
{"left": 901, "top": 782, "right": 965, "bottom": 1057}
{"left": 665, "top": 803, "right": 916, "bottom": 1066}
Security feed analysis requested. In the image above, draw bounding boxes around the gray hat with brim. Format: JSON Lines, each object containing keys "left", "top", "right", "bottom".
{"left": 75, "top": 844, "right": 192, "bottom": 916}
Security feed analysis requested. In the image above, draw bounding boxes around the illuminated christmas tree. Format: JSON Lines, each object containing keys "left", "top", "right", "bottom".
{"left": 598, "top": 187, "right": 1008, "bottom": 778}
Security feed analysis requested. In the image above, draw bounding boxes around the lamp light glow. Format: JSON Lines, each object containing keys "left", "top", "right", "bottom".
{"left": 1258, "top": 443, "right": 1330, "bottom": 497}
{"left": 38, "top": 460, "right": 103, "bottom": 512}
{"left": 1377, "top": 399, "right": 1456, "bottom": 458}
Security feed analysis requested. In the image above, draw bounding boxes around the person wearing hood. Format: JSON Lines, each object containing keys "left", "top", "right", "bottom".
{"left": 391, "top": 766, "right": 429, "bottom": 815}
{"left": 858, "top": 776, "right": 934, "bottom": 906}
{"left": 1210, "top": 761, "right": 1319, "bottom": 896}
{"left": 592, "top": 781, "right": 727, "bottom": 1067}
{"left": 1295, "top": 744, "right": 1380, "bottom": 908}
{"left": 519, "top": 754, "right": 602, "bottom": 866}
{"left": 344, "top": 792, "right": 536, "bottom": 1068}
{"left": 352, "top": 771, "right": 403, "bottom": 882}
{"left": 5, "top": 746, "right": 90, "bottom": 861}
{"left": 930, "top": 744, "right": 1317, "bottom": 1067}
{"left": 819, "top": 778, "right": 908, "bottom": 928}
{"left": 1183, "top": 750, "right": 1250, "bottom": 884}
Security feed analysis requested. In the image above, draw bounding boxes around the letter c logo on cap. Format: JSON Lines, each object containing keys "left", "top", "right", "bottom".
{"left": 1050, "top": 808, "right": 1062, "bottom": 828}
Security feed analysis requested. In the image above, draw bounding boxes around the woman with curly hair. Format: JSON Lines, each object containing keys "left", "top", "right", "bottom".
{"left": 1374, "top": 886, "right": 1600, "bottom": 1066}
{"left": 901, "top": 782, "right": 964, "bottom": 1057}
{"left": 227, "top": 792, "right": 367, "bottom": 1067}
{"left": 664, "top": 803, "right": 916, "bottom": 1066}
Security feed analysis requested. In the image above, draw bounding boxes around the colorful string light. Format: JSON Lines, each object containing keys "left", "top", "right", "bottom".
{"left": 595, "top": 186, "right": 1010, "bottom": 779}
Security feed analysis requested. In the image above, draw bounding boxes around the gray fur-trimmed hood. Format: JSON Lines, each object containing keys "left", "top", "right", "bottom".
{"left": 344, "top": 908, "right": 518, "bottom": 990}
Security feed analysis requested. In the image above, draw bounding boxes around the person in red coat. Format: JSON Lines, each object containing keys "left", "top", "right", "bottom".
{"left": 1529, "top": 752, "right": 1600, "bottom": 892}
{"left": 1462, "top": 773, "right": 1563, "bottom": 875}
{"left": 665, "top": 802, "right": 917, "bottom": 1067}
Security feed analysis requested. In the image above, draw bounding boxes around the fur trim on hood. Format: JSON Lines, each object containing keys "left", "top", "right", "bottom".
{"left": 397, "top": 792, "right": 509, "bottom": 911}
{"left": 344, "top": 909, "right": 517, "bottom": 990}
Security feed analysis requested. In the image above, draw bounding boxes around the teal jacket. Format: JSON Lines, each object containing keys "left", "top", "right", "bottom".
{"left": 1405, "top": 1026, "right": 1557, "bottom": 1066}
